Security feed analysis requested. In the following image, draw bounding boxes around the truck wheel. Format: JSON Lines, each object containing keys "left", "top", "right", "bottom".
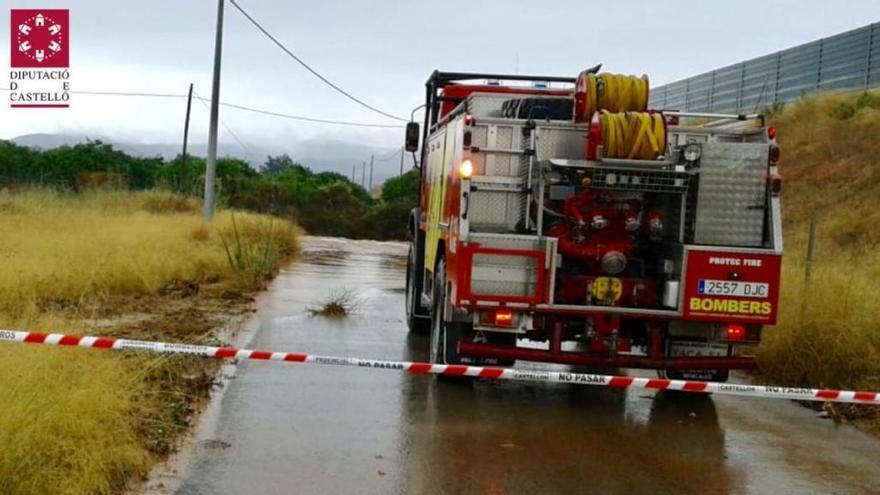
{"left": 429, "top": 258, "right": 463, "bottom": 365}
{"left": 405, "top": 244, "right": 430, "bottom": 334}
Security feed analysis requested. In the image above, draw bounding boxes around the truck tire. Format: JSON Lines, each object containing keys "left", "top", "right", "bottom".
{"left": 429, "top": 258, "right": 464, "bottom": 365}
{"left": 405, "top": 244, "right": 430, "bottom": 334}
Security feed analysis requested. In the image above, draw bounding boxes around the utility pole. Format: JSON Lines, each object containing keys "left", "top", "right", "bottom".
{"left": 369, "top": 154, "right": 374, "bottom": 192}
{"left": 203, "top": 0, "right": 224, "bottom": 221}
{"left": 181, "top": 83, "right": 194, "bottom": 192}
{"left": 399, "top": 146, "right": 404, "bottom": 176}
{"left": 361, "top": 161, "right": 366, "bottom": 188}
{"left": 351, "top": 164, "right": 356, "bottom": 183}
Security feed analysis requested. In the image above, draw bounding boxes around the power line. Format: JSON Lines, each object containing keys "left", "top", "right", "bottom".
{"left": 375, "top": 147, "right": 402, "bottom": 161}
{"left": 228, "top": 0, "right": 406, "bottom": 122}
{"left": 74, "top": 89, "right": 186, "bottom": 98}
{"left": 193, "top": 89, "right": 260, "bottom": 163}
{"left": 1, "top": 88, "right": 404, "bottom": 128}
{"left": 214, "top": 99, "right": 403, "bottom": 128}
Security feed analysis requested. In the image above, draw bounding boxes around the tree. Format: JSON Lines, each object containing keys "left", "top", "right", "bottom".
{"left": 0, "top": 140, "right": 38, "bottom": 186}
{"left": 381, "top": 169, "right": 420, "bottom": 203}
{"left": 260, "top": 154, "right": 309, "bottom": 176}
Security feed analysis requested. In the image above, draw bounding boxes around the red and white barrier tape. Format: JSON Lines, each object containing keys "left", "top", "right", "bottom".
{"left": 1, "top": 329, "right": 878, "bottom": 405}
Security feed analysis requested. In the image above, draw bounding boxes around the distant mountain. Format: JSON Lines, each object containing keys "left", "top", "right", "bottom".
{"left": 8, "top": 133, "right": 410, "bottom": 185}
{"left": 11, "top": 133, "right": 203, "bottom": 161}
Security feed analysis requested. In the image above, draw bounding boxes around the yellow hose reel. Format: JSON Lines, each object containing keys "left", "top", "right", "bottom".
{"left": 575, "top": 71, "right": 667, "bottom": 160}
{"left": 598, "top": 111, "right": 667, "bottom": 160}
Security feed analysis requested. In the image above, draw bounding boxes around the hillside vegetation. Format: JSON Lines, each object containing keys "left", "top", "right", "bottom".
{"left": 0, "top": 190, "right": 299, "bottom": 493}
{"left": 758, "top": 90, "right": 880, "bottom": 427}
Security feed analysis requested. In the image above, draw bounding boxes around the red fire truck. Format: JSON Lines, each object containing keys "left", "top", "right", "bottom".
{"left": 404, "top": 69, "right": 782, "bottom": 381}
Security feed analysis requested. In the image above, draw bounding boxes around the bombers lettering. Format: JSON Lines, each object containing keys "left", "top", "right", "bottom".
{"left": 689, "top": 297, "right": 772, "bottom": 315}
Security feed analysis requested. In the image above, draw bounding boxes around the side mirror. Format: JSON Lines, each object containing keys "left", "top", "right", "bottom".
{"left": 404, "top": 122, "right": 420, "bottom": 152}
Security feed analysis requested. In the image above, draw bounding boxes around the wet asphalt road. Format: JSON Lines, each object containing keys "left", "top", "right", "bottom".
{"left": 171, "top": 237, "right": 880, "bottom": 494}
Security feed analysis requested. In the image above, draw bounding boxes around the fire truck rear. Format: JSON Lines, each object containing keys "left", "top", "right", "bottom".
{"left": 404, "top": 69, "right": 782, "bottom": 381}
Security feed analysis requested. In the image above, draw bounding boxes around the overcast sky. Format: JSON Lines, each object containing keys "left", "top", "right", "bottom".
{"left": 2, "top": 0, "right": 878, "bottom": 159}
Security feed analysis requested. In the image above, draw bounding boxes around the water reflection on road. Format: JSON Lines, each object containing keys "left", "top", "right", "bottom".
{"left": 172, "top": 237, "right": 880, "bottom": 495}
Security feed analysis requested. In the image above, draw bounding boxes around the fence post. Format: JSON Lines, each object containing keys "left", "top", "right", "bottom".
{"left": 799, "top": 216, "right": 817, "bottom": 321}
{"left": 805, "top": 215, "right": 817, "bottom": 284}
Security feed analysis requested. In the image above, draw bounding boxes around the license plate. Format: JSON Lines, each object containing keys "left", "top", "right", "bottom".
{"left": 669, "top": 341, "right": 729, "bottom": 358}
{"left": 698, "top": 279, "right": 769, "bottom": 298}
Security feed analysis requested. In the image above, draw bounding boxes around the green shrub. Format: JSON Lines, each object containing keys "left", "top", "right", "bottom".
{"left": 219, "top": 214, "right": 300, "bottom": 288}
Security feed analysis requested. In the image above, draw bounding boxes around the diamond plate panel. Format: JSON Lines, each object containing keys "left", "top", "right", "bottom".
{"left": 469, "top": 123, "right": 525, "bottom": 178}
{"left": 468, "top": 180, "right": 523, "bottom": 232}
{"left": 466, "top": 93, "right": 510, "bottom": 118}
{"left": 536, "top": 126, "right": 588, "bottom": 161}
{"left": 693, "top": 142, "right": 769, "bottom": 246}
{"left": 496, "top": 126, "right": 514, "bottom": 149}
{"left": 485, "top": 125, "right": 521, "bottom": 177}
{"left": 471, "top": 126, "right": 488, "bottom": 147}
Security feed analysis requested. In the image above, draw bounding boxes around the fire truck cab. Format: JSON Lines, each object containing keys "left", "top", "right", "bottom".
{"left": 404, "top": 70, "right": 782, "bottom": 381}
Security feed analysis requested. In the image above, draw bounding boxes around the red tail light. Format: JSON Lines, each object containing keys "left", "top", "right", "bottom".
{"left": 769, "top": 145, "right": 780, "bottom": 164}
{"left": 767, "top": 126, "right": 777, "bottom": 140}
{"left": 726, "top": 324, "right": 746, "bottom": 341}
{"left": 464, "top": 113, "right": 474, "bottom": 126}
{"left": 770, "top": 175, "right": 783, "bottom": 195}
{"left": 494, "top": 310, "right": 514, "bottom": 327}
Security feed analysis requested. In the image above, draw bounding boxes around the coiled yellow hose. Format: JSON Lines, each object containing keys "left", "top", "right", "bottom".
{"left": 577, "top": 73, "right": 649, "bottom": 121}
{"left": 599, "top": 111, "right": 666, "bottom": 160}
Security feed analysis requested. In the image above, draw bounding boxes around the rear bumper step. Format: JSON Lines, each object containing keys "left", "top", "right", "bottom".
{"left": 458, "top": 342, "right": 757, "bottom": 370}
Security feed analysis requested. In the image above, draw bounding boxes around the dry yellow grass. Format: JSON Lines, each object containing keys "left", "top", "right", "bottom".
{"left": 757, "top": 91, "right": 880, "bottom": 423}
{"left": 0, "top": 189, "right": 299, "bottom": 322}
{"left": 0, "top": 345, "right": 149, "bottom": 495}
{"left": 0, "top": 189, "right": 300, "bottom": 493}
